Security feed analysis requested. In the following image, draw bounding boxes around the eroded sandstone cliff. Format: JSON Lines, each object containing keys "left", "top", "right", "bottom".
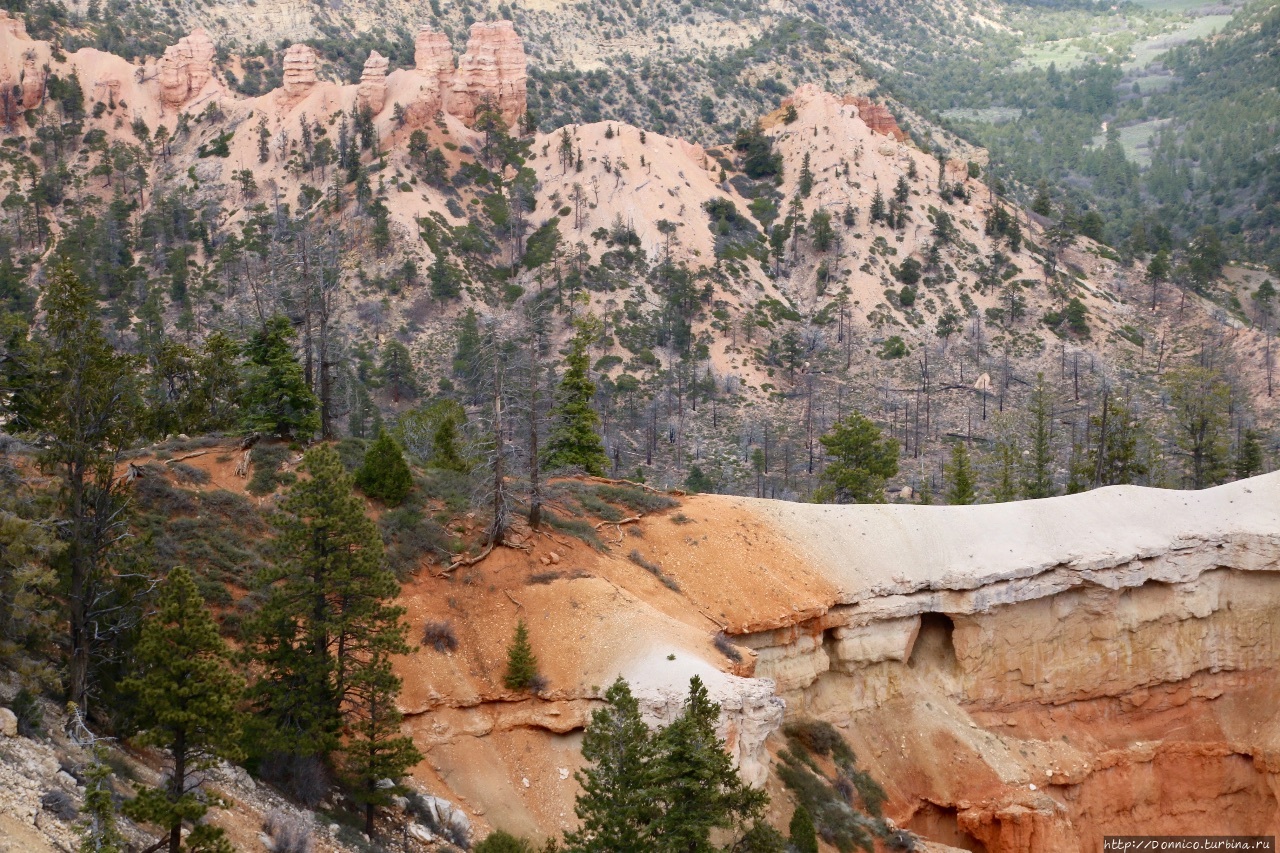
{"left": 382, "top": 474, "right": 1280, "bottom": 851}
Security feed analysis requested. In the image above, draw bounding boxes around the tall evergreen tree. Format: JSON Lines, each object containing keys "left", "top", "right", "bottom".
{"left": 650, "top": 676, "right": 768, "bottom": 851}
{"left": 341, "top": 649, "right": 423, "bottom": 837}
{"left": 544, "top": 323, "right": 608, "bottom": 475}
{"left": 1088, "top": 392, "right": 1147, "bottom": 486}
{"left": 798, "top": 152, "right": 813, "bottom": 197}
{"left": 563, "top": 677, "right": 657, "bottom": 853}
{"left": 78, "top": 746, "right": 126, "bottom": 853}
{"left": 869, "top": 187, "right": 886, "bottom": 223}
{"left": 379, "top": 340, "right": 418, "bottom": 404}
{"left": 241, "top": 316, "right": 320, "bottom": 440}
{"left": 246, "top": 445, "right": 406, "bottom": 762}
{"left": 1235, "top": 428, "right": 1264, "bottom": 480}
{"left": 944, "top": 442, "right": 976, "bottom": 505}
{"left": 121, "top": 566, "right": 243, "bottom": 853}
{"left": 1022, "top": 374, "right": 1056, "bottom": 499}
{"left": 31, "top": 262, "right": 140, "bottom": 708}
{"left": 1166, "top": 365, "right": 1231, "bottom": 489}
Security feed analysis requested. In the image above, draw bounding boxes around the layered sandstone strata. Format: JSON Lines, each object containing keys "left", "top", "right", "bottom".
{"left": 279, "top": 43, "right": 318, "bottom": 104}
{"left": 707, "top": 477, "right": 1280, "bottom": 852}
{"left": 414, "top": 28, "right": 455, "bottom": 88}
{"left": 157, "top": 29, "right": 216, "bottom": 109}
{"left": 448, "top": 21, "right": 527, "bottom": 128}
{"left": 357, "top": 50, "right": 388, "bottom": 115}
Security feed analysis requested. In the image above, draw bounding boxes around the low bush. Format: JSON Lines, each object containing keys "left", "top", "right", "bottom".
{"left": 422, "top": 620, "right": 459, "bottom": 653}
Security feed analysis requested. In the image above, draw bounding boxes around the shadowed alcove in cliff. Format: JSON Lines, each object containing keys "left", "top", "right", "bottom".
{"left": 905, "top": 802, "right": 988, "bottom": 852}
{"left": 908, "top": 612, "right": 957, "bottom": 674}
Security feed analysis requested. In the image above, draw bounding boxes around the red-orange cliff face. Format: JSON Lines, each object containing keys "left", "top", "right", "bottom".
{"left": 850, "top": 95, "right": 908, "bottom": 141}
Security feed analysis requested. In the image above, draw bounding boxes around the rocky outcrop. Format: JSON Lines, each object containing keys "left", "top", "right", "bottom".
{"left": 0, "top": 11, "right": 44, "bottom": 114}
{"left": 157, "top": 29, "right": 216, "bottom": 109}
{"left": 628, "top": 654, "right": 784, "bottom": 788}
{"left": 279, "top": 43, "right": 318, "bottom": 105}
{"left": 19, "top": 49, "right": 44, "bottom": 109}
{"left": 849, "top": 95, "right": 906, "bottom": 140}
{"left": 705, "top": 476, "right": 1280, "bottom": 852}
{"left": 356, "top": 50, "right": 388, "bottom": 115}
{"left": 448, "top": 21, "right": 527, "bottom": 128}
{"left": 414, "top": 27, "right": 455, "bottom": 88}
{"left": 0, "top": 9, "right": 27, "bottom": 41}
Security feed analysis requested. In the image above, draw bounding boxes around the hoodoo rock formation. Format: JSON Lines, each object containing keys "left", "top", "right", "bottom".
{"left": 279, "top": 43, "right": 319, "bottom": 105}
{"left": 414, "top": 27, "right": 455, "bottom": 88}
{"left": 157, "top": 29, "right": 216, "bottom": 109}
{"left": 357, "top": 50, "right": 389, "bottom": 115}
{"left": 448, "top": 21, "right": 528, "bottom": 128}
{"left": 0, "top": 11, "right": 46, "bottom": 113}
{"left": 20, "top": 48, "right": 44, "bottom": 109}
{"left": 2, "top": 16, "right": 530, "bottom": 130}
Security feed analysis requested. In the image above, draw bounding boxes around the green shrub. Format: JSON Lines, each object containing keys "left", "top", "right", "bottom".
{"left": 474, "top": 830, "right": 536, "bottom": 853}
{"left": 355, "top": 433, "right": 414, "bottom": 506}
{"left": 789, "top": 804, "right": 819, "bottom": 853}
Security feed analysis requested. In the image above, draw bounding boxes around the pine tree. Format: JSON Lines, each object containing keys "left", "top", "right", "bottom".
{"left": 257, "top": 116, "right": 271, "bottom": 163}
{"left": 380, "top": 340, "right": 418, "bottom": 404}
{"left": 992, "top": 434, "right": 1020, "bottom": 503}
{"left": 869, "top": 186, "right": 886, "bottom": 223}
{"left": 816, "top": 413, "right": 899, "bottom": 504}
{"left": 78, "top": 746, "right": 125, "bottom": 853}
{"left": 246, "top": 445, "right": 407, "bottom": 761}
{"left": 241, "top": 315, "right": 320, "bottom": 440}
{"left": 1088, "top": 393, "right": 1147, "bottom": 486}
{"left": 31, "top": 262, "right": 140, "bottom": 709}
{"left": 563, "top": 677, "right": 657, "bottom": 852}
{"left": 810, "top": 209, "right": 834, "bottom": 252}
{"left": 342, "top": 650, "right": 424, "bottom": 837}
{"left": 649, "top": 676, "right": 767, "bottom": 851}
{"left": 1235, "top": 428, "right": 1263, "bottom": 480}
{"left": 1166, "top": 365, "right": 1231, "bottom": 489}
{"left": 798, "top": 151, "right": 813, "bottom": 197}
{"left": 121, "top": 566, "right": 243, "bottom": 853}
{"left": 544, "top": 323, "right": 608, "bottom": 475}
{"left": 788, "top": 805, "right": 818, "bottom": 853}
{"left": 894, "top": 174, "right": 910, "bottom": 204}
{"left": 1022, "top": 374, "right": 1056, "bottom": 499}
{"left": 944, "top": 443, "right": 976, "bottom": 505}
{"left": 1032, "top": 180, "right": 1052, "bottom": 216}
{"left": 503, "top": 619, "right": 541, "bottom": 692}
{"left": 355, "top": 432, "right": 414, "bottom": 506}
{"left": 430, "top": 251, "right": 461, "bottom": 301}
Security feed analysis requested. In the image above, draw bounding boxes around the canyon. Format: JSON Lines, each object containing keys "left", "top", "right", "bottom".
{"left": 3, "top": 11, "right": 1279, "bottom": 851}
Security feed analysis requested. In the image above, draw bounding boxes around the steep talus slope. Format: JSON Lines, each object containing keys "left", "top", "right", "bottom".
{"left": 391, "top": 474, "right": 1280, "bottom": 849}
